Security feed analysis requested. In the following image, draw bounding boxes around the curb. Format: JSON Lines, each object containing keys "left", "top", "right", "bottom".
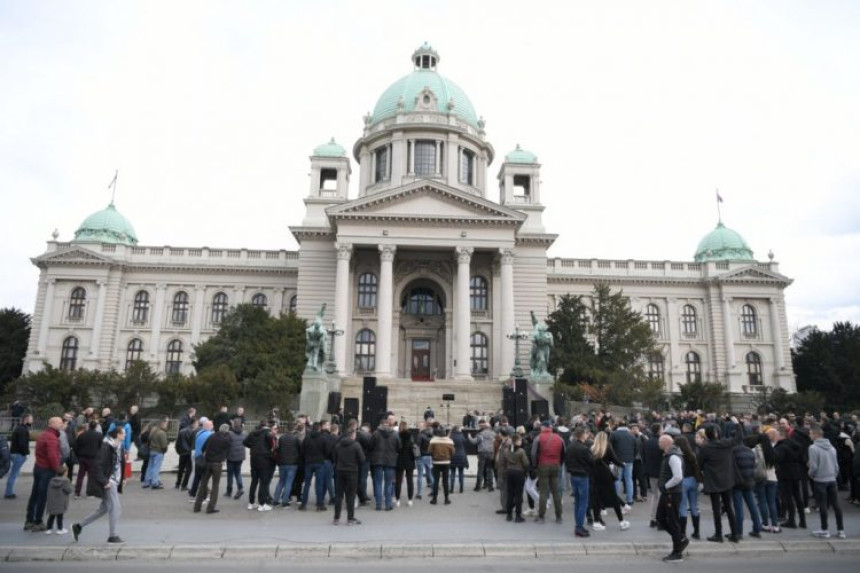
{"left": 2, "top": 539, "right": 858, "bottom": 561}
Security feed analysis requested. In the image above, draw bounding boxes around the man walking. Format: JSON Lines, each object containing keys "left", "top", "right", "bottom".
{"left": 25, "top": 417, "right": 63, "bottom": 531}
{"left": 5, "top": 413, "right": 31, "bottom": 499}
{"left": 657, "top": 435, "right": 689, "bottom": 562}
{"left": 73, "top": 426, "right": 125, "bottom": 543}
{"left": 808, "top": 423, "right": 846, "bottom": 538}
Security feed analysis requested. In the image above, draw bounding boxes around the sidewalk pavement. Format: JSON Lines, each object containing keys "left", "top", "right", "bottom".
{"left": 2, "top": 472, "right": 859, "bottom": 562}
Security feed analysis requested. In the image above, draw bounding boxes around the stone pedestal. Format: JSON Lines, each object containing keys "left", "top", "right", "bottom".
{"left": 299, "top": 370, "right": 340, "bottom": 422}
{"left": 530, "top": 376, "right": 554, "bottom": 403}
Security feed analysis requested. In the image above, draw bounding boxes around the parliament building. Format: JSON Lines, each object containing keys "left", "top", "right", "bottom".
{"left": 22, "top": 44, "right": 795, "bottom": 417}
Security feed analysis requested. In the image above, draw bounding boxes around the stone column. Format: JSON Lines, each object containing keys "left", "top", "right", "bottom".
{"left": 499, "top": 248, "right": 515, "bottom": 378}
{"left": 149, "top": 284, "right": 167, "bottom": 360}
{"left": 666, "top": 298, "right": 680, "bottom": 390}
{"left": 769, "top": 297, "right": 785, "bottom": 371}
{"left": 334, "top": 242, "right": 353, "bottom": 373}
{"left": 36, "top": 278, "right": 56, "bottom": 356}
{"left": 454, "top": 246, "right": 474, "bottom": 380}
{"left": 191, "top": 287, "right": 206, "bottom": 345}
{"left": 273, "top": 288, "right": 285, "bottom": 316}
{"left": 376, "top": 244, "right": 396, "bottom": 378}
{"left": 89, "top": 280, "right": 108, "bottom": 357}
{"left": 721, "top": 295, "right": 735, "bottom": 373}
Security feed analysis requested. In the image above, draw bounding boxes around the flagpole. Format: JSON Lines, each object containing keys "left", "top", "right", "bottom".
{"left": 108, "top": 170, "right": 118, "bottom": 204}
{"left": 716, "top": 188, "right": 722, "bottom": 223}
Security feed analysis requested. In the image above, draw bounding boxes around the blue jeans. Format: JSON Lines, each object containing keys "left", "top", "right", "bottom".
{"left": 615, "top": 461, "right": 634, "bottom": 504}
{"left": 26, "top": 466, "right": 55, "bottom": 524}
{"left": 755, "top": 481, "right": 779, "bottom": 527}
{"left": 144, "top": 452, "right": 164, "bottom": 486}
{"left": 324, "top": 460, "right": 336, "bottom": 502}
{"left": 273, "top": 464, "right": 298, "bottom": 505}
{"left": 570, "top": 474, "right": 590, "bottom": 530}
{"left": 373, "top": 465, "right": 395, "bottom": 510}
{"left": 416, "top": 455, "right": 434, "bottom": 496}
{"left": 679, "top": 476, "right": 699, "bottom": 517}
{"left": 302, "top": 462, "right": 325, "bottom": 508}
{"left": 5, "top": 453, "right": 27, "bottom": 496}
{"left": 226, "top": 460, "right": 244, "bottom": 494}
{"left": 732, "top": 486, "right": 763, "bottom": 536}
{"left": 359, "top": 459, "right": 371, "bottom": 502}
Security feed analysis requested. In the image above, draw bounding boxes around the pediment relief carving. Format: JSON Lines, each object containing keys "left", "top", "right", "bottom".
{"left": 35, "top": 248, "right": 113, "bottom": 265}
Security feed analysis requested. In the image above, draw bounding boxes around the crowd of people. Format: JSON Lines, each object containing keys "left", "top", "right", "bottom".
{"left": 2, "top": 402, "right": 858, "bottom": 562}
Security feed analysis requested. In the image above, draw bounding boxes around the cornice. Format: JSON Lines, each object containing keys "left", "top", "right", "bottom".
{"left": 515, "top": 233, "right": 558, "bottom": 246}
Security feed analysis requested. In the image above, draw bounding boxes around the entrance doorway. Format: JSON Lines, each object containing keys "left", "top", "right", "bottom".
{"left": 411, "top": 339, "right": 432, "bottom": 381}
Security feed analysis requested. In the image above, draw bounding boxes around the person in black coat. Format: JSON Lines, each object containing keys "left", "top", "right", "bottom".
{"left": 696, "top": 420, "right": 743, "bottom": 542}
{"left": 566, "top": 427, "right": 594, "bottom": 536}
{"left": 332, "top": 427, "right": 365, "bottom": 525}
{"left": 448, "top": 426, "right": 469, "bottom": 494}
{"left": 774, "top": 428, "right": 807, "bottom": 529}
{"left": 244, "top": 420, "right": 276, "bottom": 510}
{"left": 74, "top": 427, "right": 125, "bottom": 543}
{"left": 5, "top": 414, "right": 31, "bottom": 499}
{"left": 394, "top": 421, "right": 415, "bottom": 506}
{"left": 193, "top": 424, "right": 231, "bottom": 514}
{"left": 73, "top": 421, "right": 103, "bottom": 497}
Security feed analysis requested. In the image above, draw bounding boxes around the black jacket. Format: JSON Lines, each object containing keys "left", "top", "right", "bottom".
{"left": 244, "top": 427, "right": 275, "bottom": 460}
{"left": 87, "top": 440, "right": 121, "bottom": 499}
{"left": 733, "top": 445, "right": 757, "bottom": 489}
{"left": 698, "top": 437, "right": 742, "bottom": 494}
{"left": 774, "top": 438, "right": 805, "bottom": 481}
{"left": 10, "top": 424, "right": 30, "bottom": 455}
{"left": 301, "top": 431, "right": 328, "bottom": 465}
{"left": 370, "top": 425, "right": 400, "bottom": 467}
{"left": 276, "top": 432, "right": 302, "bottom": 465}
{"left": 74, "top": 429, "right": 103, "bottom": 459}
{"left": 202, "top": 432, "right": 231, "bottom": 463}
{"left": 333, "top": 436, "right": 365, "bottom": 472}
{"left": 397, "top": 430, "right": 416, "bottom": 470}
{"left": 643, "top": 435, "right": 663, "bottom": 479}
{"left": 565, "top": 440, "right": 594, "bottom": 476}
{"left": 174, "top": 426, "right": 196, "bottom": 455}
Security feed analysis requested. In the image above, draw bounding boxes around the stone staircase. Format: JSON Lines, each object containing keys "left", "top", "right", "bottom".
{"left": 339, "top": 377, "right": 506, "bottom": 425}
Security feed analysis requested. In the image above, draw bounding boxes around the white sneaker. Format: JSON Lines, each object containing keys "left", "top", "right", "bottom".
{"left": 248, "top": 503, "right": 258, "bottom": 510}
{"left": 837, "top": 531, "right": 846, "bottom": 539}
{"left": 56, "top": 529, "right": 68, "bottom": 535}
{"left": 407, "top": 500, "right": 413, "bottom": 507}
{"left": 44, "top": 530, "right": 54, "bottom": 535}
{"left": 622, "top": 504, "right": 632, "bottom": 514}
{"left": 600, "top": 509, "right": 608, "bottom": 516}
{"left": 395, "top": 499, "right": 401, "bottom": 507}
{"left": 258, "top": 504, "right": 273, "bottom": 512}
{"left": 592, "top": 522, "right": 606, "bottom": 531}
{"left": 620, "top": 520, "right": 631, "bottom": 530}
{"left": 812, "top": 530, "right": 830, "bottom": 538}
{"left": 804, "top": 507, "right": 811, "bottom": 514}
{"left": 203, "top": 497, "right": 210, "bottom": 504}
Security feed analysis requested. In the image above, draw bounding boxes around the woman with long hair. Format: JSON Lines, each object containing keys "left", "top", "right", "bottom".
{"left": 753, "top": 431, "right": 780, "bottom": 533}
{"left": 590, "top": 431, "right": 630, "bottom": 531}
{"left": 394, "top": 420, "right": 415, "bottom": 507}
{"left": 674, "top": 435, "right": 703, "bottom": 539}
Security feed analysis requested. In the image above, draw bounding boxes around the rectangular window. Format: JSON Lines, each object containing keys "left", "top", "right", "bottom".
{"left": 459, "top": 148, "right": 475, "bottom": 185}
{"left": 374, "top": 147, "right": 388, "bottom": 183}
{"left": 413, "top": 140, "right": 436, "bottom": 175}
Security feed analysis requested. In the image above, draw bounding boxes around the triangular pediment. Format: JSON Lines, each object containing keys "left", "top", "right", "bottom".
{"left": 326, "top": 181, "right": 526, "bottom": 225}
{"left": 32, "top": 246, "right": 115, "bottom": 267}
{"left": 716, "top": 265, "right": 793, "bottom": 286}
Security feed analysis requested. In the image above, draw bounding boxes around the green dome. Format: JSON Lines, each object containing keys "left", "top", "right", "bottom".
{"left": 370, "top": 44, "right": 478, "bottom": 128}
{"left": 694, "top": 222, "right": 754, "bottom": 262}
{"left": 73, "top": 203, "right": 138, "bottom": 246}
{"left": 313, "top": 137, "right": 346, "bottom": 157}
{"left": 505, "top": 144, "right": 538, "bottom": 164}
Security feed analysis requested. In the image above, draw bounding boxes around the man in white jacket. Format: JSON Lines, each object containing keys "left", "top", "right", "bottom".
{"left": 808, "top": 424, "right": 845, "bottom": 539}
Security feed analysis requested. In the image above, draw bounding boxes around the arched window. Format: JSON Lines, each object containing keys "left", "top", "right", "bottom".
{"left": 166, "top": 339, "right": 183, "bottom": 375}
{"left": 741, "top": 304, "right": 758, "bottom": 338}
{"left": 132, "top": 290, "right": 150, "bottom": 324}
{"left": 645, "top": 303, "right": 661, "bottom": 335}
{"left": 354, "top": 329, "right": 376, "bottom": 373}
{"left": 171, "top": 291, "right": 189, "bottom": 325}
{"left": 126, "top": 338, "right": 143, "bottom": 370}
{"left": 470, "top": 276, "right": 488, "bottom": 311}
{"left": 358, "top": 273, "right": 377, "bottom": 308}
{"left": 746, "top": 352, "right": 762, "bottom": 385}
{"left": 681, "top": 305, "right": 697, "bottom": 337}
{"left": 251, "top": 293, "right": 267, "bottom": 308}
{"left": 403, "top": 287, "right": 442, "bottom": 316}
{"left": 69, "top": 287, "right": 86, "bottom": 321}
{"left": 211, "top": 292, "right": 228, "bottom": 325}
{"left": 647, "top": 352, "right": 664, "bottom": 382}
{"left": 288, "top": 295, "right": 297, "bottom": 315}
{"left": 470, "top": 332, "right": 489, "bottom": 375}
{"left": 685, "top": 351, "right": 702, "bottom": 384}
{"left": 60, "top": 336, "right": 79, "bottom": 371}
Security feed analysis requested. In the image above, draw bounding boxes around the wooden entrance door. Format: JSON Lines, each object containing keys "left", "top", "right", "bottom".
{"left": 411, "top": 339, "right": 432, "bottom": 381}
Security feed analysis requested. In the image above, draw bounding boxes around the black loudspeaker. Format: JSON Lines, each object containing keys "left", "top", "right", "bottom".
{"left": 531, "top": 399, "right": 549, "bottom": 419}
{"left": 371, "top": 386, "right": 388, "bottom": 429}
{"left": 442, "top": 393, "right": 455, "bottom": 401}
{"left": 515, "top": 377, "right": 527, "bottom": 395}
{"left": 502, "top": 387, "right": 515, "bottom": 424}
{"left": 344, "top": 398, "right": 359, "bottom": 424}
{"left": 514, "top": 377, "right": 528, "bottom": 427}
{"left": 553, "top": 391, "right": 566, "bottom": 417}
{"left": 327, "top": 391, "right": 342, "bottom": 415}
{"left": 363, "top": 376, "right": 377, "bottom": 394}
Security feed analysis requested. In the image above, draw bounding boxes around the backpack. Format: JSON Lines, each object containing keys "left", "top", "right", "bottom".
{"left": 752, "top": 444, "right": 767, "bottom": 482}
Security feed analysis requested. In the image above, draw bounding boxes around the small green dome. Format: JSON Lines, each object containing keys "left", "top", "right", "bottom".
{"left": 694, "top": 222, "right": 754, "bottom": 262}
{"left": 505, "top": 144, "right": 538, "bottom": 164}
{"left": 370, "top": 44, "right": 478, "bottom": 128}
{"left": 73, "top": 203, "right": 138, "bottom": 246}
{"left": 313, "top": 137, "right": 346, "bottom": 158}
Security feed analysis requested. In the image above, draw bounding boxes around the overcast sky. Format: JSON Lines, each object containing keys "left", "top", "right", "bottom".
{"left": 1, "top": 0, "right": 858, "bottom": 332}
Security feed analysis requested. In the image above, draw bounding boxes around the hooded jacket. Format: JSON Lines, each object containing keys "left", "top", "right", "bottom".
{"left": 74, "top": 428, "right": 103, "bottom": 459}
{"left": 46, "top": 476, "right": 73, "bottom": 516}
{"left": 227, "top": 426, "right": 247, "bottom": 462}
{"left": 275, "top": 431, "right": 301, "bottom": 465}
{"left": 808, "top": 438, "right": 839, "bottom": 483}
{"left": 565, "top": 439, "right": 594, "bottom": 476}
{"left": 10, "top": 423, "right": 30, "bottom": 455}
{"left": 609, "top": 426, "right": 637, "bottom": 464}
{"left": 468, "top": 426, "right": 496, "bottom": 455}
{"left": 370, "top": 425, "right": 400, "bottom": 467}
{"left": 697, "top": 437, "right": 742, "bottom": 493}
{"left": 333, "top": 436, "right": 365, "bottom": 472}
{"left": 417, "top": 427, "right": 434, "bottom": 455}
{"left": 301, "top": 431, "right": 328, "bottom": 465}
{"left": 773, "top": 438, "right": 805, "bottom": 481}
{"left": 732, "top": 444, "right": 757, "bottom": 489}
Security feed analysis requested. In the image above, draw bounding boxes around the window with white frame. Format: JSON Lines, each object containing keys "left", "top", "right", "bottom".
{"left": 60, "top": 336, "right": 79, "bottom": 371}
{"left": 354, "top": 329, "right": 376, "bottom": 372}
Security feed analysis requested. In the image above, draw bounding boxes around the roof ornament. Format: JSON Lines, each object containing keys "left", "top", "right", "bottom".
{"left": 768, "top": 249, "right": 774, "bottom": 261}
{"left": 397, "top": 96, "right": 405, "bottom": 110}
{"left": 447, "top": 97, "right": 455, "bottom": 111}
{"left": 363, "top": 112, "right": 372, "bottom": 126}
{"left": 51, "top": 228, "right": 59, "bottom": 240}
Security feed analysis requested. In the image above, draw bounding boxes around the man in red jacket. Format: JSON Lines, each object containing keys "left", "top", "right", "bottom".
{"left": 25, "top": 417, "right": 63, "bottom": 531}
{"left": 531, "top": 420, "right": 566, "bottom": 524}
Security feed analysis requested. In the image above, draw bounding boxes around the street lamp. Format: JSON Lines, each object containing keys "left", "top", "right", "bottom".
{"left": 506, "top": 324, "right": 529, "bottom": 378}
{"left": 324, "top": 320, "right": 344, "bottom": 375}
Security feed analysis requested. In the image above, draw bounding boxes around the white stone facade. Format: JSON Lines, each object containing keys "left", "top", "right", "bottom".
{"left": 23, "top": 46, "right": 796, "bottom": 401}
